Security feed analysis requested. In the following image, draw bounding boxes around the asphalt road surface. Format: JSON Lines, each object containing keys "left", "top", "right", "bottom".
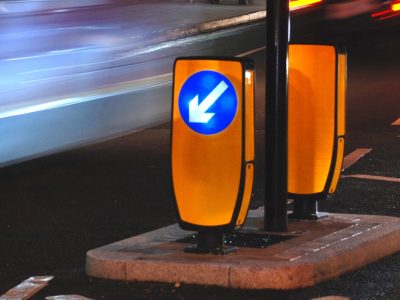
{"left": 1, "top": 14, "right": 400, "bottom": 300}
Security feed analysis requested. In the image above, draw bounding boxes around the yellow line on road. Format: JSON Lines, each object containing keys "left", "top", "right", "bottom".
{"left": 342, "top": 174, "right": 400, "bottom": 183}
{"left": 0, "top": 276, "right": 54, "bottom": 300}
{"left": 342, "top": 148, "right": 372, "bottom": 171}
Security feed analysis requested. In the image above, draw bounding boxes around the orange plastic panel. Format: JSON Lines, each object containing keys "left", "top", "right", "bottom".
{"left": 288, "top": 45, "right": 337, "bottom": 195}
{"left": 328, "top": 52, "right": 347, "bottom": 194}
{"left": 329, "top": 137, "right": 345, "bottom": 193}
{"left": 237, "top": 163, "right": 254, "bottom": 226}
{"left": 236, "top": 70, "right": 255, "bottom": 226}
{"left": 289, "top": 0, "right": 323, "bottom": 11}
{"left": 172, "top": 59, "right": 245, "bottom": 227}
{"left": 337, "top": 52, "right": 347, "bottom": 137}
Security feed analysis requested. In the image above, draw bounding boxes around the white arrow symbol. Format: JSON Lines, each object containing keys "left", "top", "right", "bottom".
{"left": 189, "top": 80, "right": 229, "bottom": 123}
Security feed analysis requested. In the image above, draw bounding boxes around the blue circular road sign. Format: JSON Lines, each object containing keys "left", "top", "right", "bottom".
{"left": 178, "top": 70, "right": 238, "bottom": 135}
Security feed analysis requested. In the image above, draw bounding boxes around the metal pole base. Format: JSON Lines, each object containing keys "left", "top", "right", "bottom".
{"left": 184, "top": 231, "right": 237, "bottom": 255}
{"left": 288, "top": 199, "right": 329, "bottom": 220}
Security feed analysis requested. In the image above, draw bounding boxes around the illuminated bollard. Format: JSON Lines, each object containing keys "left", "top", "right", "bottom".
{"left": 288, "top": 44, "right": 347, "bottom": 219}
{"left": 171, "top": 57, "right": 255, "bottom": 254}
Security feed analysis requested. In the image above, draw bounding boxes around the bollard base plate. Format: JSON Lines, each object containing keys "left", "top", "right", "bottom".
{"left": 183, "top": 231, "right": 237, "bottom": 255}
{"left": 184, "top": 244, "right": 238, "bottom": 255}
{"left": 288, "top": 199, "right": 329, "bottom": 220}
{"left": 288, "top": 211, "right": 330, "bottom": 221}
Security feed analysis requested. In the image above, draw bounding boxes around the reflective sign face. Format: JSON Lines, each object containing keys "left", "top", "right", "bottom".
{"left": 178, "top": 70, "right": 238, "bottom": 135}
{"left": 172, "top": 58, "right": 254, "bottom": 230}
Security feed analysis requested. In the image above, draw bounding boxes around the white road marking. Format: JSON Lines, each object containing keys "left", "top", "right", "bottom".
{"left": 342, "top": 148, "right": 373, "bottom": 170}
{"left": 236, "top": 46, "right": 266, "bottom": 57}
{"left": 311, "top": 296, "right": 350, "bottom": 300}
{"left": 0, "top": 276, "right": 54, "bottom": 300}
{"left": 46, "top": 295, "right": 94, "bottom": 300}
{"left": 342, "top": 174, "right": 400, "bottom": 183}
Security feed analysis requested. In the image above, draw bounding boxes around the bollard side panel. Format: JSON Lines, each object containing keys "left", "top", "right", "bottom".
{"left": 236, "top": 67, "right": 255, "bottom": 227}
{"left": 328, "top": 50, "right": 347, "bottom": 194}
{"left": 288, "top": 44, "right": 346, "bottom": 201}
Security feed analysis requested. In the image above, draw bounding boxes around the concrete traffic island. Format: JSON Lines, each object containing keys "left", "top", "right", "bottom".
{"left": 86, "top": 209, "right": 400, "bottom": 289}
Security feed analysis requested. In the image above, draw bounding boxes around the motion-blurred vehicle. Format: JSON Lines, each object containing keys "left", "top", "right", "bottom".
{"left": 290, "top": 0, "right": 400, "bottom": 40}
{"left": 371, "top": 0, "right": 400, "bottom": 20}
{"left": 325, "top": 0, "right": 382, "bottom": 19}
{"left": 0, "top": 0, "right": 266, "bottom": 167}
